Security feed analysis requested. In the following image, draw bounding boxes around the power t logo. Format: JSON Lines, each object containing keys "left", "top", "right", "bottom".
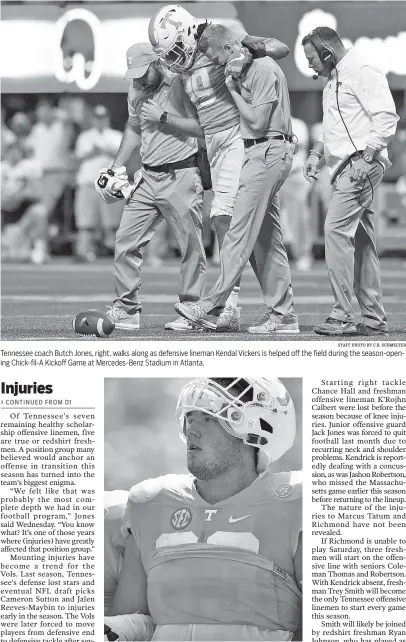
{"left": 54, "top": 8, "right": 102, "bottom": 90}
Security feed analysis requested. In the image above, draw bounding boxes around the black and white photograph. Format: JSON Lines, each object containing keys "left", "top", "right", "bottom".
{"left": 104, "top": 376, "right": 303, "bottom": 641}
{"left": 1, "top": 0, "right": 405, "bottom": 341}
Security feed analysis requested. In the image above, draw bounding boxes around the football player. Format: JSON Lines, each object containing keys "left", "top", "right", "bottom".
{"left": 108, "top": 377, "right": 302, "bottom": 641}
{"left": 143, "top": 5, "right": 289, "bottom": 332}
{"left": 104, "top": 489, "right": 128, "bottom": 613}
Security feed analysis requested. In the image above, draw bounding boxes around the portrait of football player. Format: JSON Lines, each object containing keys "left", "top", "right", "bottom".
{"left": 104, "top": 378, "right": 302, "bottom": 641}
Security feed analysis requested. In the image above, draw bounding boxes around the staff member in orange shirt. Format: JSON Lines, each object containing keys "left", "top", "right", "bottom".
{"left": 96, "top": 43, "right": 206, "bottom": 332}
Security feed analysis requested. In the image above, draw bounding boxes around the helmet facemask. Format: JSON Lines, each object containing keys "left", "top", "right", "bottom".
{"left": 160, "top": 38, "right": 196, "bottom": 72}
{"left": 176, "top": 378, "right": 296, "bottom": 470}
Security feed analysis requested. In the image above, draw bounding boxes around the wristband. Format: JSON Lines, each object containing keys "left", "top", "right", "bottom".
{"left": 309, "top": 149, "right": 322, "bottom": 159}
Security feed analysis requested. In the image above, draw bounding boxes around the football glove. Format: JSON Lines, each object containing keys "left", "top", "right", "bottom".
{"left": 104, "top": 613, "right": 155, "bottom": 641}
{"left": 241, "top": 35, "right": 266, "bottom": 58}
{"left": 95, "top": 166, "right": 135, "bottom": 205}
{"left": 224, "top": 48, "right": 253, "bottom": 79}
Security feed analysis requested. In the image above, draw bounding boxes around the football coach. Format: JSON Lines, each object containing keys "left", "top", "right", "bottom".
{"left": 302, "top": 27, "right": 399, "bottom": 337}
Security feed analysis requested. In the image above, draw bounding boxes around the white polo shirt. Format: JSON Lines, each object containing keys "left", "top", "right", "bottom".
{"left": 28, "top": 120, "right": 72, "bottom": 172}
{"left": 319, "top": 47, "right": 399, "bottom": 180}
{"left": 75, "top": 127, "right": 122, "bottom": 186}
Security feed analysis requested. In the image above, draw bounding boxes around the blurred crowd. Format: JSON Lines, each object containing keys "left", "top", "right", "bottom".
{"left": 2, "top": 95, "right": 406, "bottom": 267}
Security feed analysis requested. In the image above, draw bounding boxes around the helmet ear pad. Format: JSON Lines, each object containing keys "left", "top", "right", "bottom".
{"left": 319, "top": 46, "right": 336, "bottom": 64}
{"left": 308, "top": 28, "right": 337, "bottom": 66}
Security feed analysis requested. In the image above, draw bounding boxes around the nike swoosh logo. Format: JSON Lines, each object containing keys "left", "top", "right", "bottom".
{"left": 229, "top": 515, "right": 251, "bottom": 523}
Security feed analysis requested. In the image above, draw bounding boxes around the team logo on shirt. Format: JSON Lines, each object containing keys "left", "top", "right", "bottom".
{"left": 274, "top": 483, "right": 293, "bottom": 498}
{"left": 170, "top": 507, "right": 192, "bottom": 530}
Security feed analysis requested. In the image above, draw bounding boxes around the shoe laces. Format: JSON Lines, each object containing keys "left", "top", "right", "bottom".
{"left": 106, "top": 306, "right": 127, "bottom": 321}
{"left": 176, "top": 317, "right": 193, "bottom": 328}
{"left": 184, "top": 302, "right": 205, "bottom": 317}
{"left": 220, "top": 305, "right": 240, "bottom": 320}
{"left": 325, "top": 317, "right": 347, "bottom": 328}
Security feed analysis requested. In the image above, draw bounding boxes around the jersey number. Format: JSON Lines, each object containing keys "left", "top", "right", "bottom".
{"left": 156, "top": 531, "right": 259, "bottom": 553}
{"left": 185, "top": 68, "right": 216, "bottom": 107}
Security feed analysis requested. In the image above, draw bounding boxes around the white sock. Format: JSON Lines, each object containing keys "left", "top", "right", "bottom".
{"left": 225, "top": 286, "right": 240, "bottom": 308}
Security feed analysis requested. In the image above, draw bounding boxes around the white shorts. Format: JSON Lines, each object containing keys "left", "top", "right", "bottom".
{"left": 205, "top": 125, "right": 244, "bottom": 218}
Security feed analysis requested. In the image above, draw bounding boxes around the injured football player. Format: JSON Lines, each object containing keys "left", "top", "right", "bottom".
{"left": 106, "top": 377, "right": 302, "bottom": 641}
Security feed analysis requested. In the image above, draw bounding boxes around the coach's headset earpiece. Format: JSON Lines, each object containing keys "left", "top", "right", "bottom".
{"left": 308, "top": 28, "right": 337, "bottom": 79}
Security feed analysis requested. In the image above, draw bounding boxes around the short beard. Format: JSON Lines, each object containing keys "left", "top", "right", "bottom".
{"left": 188, "top": 450, "right": 242, "bottom": 481}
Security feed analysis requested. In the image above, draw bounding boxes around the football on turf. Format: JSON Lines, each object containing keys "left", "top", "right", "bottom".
{"left": 72, "top": 309, "right": 115, "bottom": 338}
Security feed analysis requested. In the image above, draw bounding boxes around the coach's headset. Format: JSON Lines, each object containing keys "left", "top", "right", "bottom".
{"left": 307, "top": 28, "right": 337, "bottom": 79}
{"left": 307, "top": 27, "right": 374, "bottom": 207}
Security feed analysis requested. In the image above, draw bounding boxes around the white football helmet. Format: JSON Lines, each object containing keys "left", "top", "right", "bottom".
{"left": 176, "top": 377, "right": 296, "bottom": 468}
{"left": 148, "top": 4, "right": 198, "bottom": 72}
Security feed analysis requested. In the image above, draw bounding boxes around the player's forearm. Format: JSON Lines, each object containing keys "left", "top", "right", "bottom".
{"left": 112, "top": 124, "right": 141, "bottom": 169}
{"left": 241, "top": 35, "right": 289, "bottom": 60}
{"left": 263, "top": 38, "right": 290, "bottom": 60}
{"left": 166, "top": 113, "right": 204, "bottom": 138}
{"left": 229, "top": 91, "right": 264, "bottom": 134}
{"left": 310, "top": 140, "right": 324, "bottom": 159}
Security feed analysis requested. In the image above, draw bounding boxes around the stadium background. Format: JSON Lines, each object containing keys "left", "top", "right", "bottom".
{"left": 104, "top": 378, "right": 302, "bottom": 490}
{"left": 2, "top": 0, "right": 406, "bottom": 254}
{"left": 2, "top": 1, "right": 406, "bottom": 339}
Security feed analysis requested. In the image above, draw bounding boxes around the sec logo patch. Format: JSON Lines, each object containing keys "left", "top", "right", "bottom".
{"left": 170, "top": 508, "right": 192, "bottom": 530}
{"left": 274, "top": 483, "right": 293, "bottom": 498}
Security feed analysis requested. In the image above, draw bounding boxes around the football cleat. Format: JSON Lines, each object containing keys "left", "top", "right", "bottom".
{"left": 165, "top": 316, "right": 202, "bottom": 332}
{"left": 216, "top": 306, "right": 241, "bottom": 332}
{"left": 106, "top": 306, "right": 140, "bottom": 330}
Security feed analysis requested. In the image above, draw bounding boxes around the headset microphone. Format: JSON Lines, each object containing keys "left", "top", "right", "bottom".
{"left": 312, "top": 56, "right": 332, "bottom": 80}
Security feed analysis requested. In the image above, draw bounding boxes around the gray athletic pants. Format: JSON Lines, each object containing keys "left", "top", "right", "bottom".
{"left": 199, "top": 139, "right": 297, "bottom": 321}
{"left": 325, "top": 160, "right": 387, "bottom": 329}
{"left": 114, "top": 167, "right": 206, "bottom": 314}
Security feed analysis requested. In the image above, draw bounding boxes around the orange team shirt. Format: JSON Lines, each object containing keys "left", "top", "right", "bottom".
{"left": 182, "top": 53, "right": 241, "bottom": 136}
{"left": 127, "top": 72, "right": 198, "bottom": 166}
{"left": 124, "top": 470, "right": 302, "bottom": 637}
{"left": 238, "top": 57, "right": 292, "bottom": 140}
